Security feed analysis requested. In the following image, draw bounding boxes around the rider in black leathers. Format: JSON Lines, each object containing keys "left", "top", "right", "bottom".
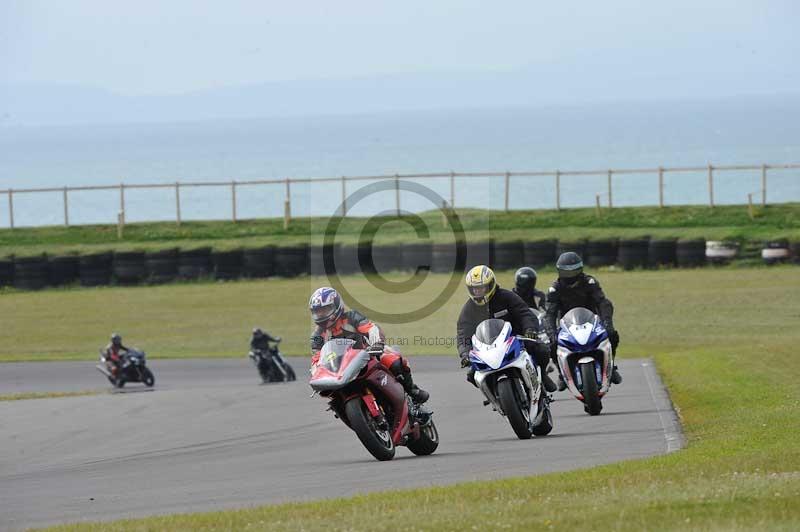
{"left": 512, "top": 266, "right": 547, "bottom": 311}
{"left": 250, "top": 328, "right": 281, "bottom": 354}
{"left": 543, "top": 252, "right": 622, "bottom": 389}
{"left": 457, "top": 265, "right": 557, "bottom": 392}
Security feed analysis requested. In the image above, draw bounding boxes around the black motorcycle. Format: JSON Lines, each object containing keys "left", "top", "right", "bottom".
{"left": 249, "top": 340, "right": 296, "bottom": 383}
{"left": 96, "top": 348, "right": 155, "bottom": 388}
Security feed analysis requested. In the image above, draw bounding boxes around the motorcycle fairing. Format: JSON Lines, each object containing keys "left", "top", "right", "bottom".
{"left": 309, "top": 344, "right": 370, "bottom": 391}
{"left": 556, "top": 339, "right": 613, "bottom": 400}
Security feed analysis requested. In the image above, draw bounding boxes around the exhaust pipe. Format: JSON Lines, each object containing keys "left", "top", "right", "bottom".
{"left": 95, "top": 364, "right": 112, "bottom": 378}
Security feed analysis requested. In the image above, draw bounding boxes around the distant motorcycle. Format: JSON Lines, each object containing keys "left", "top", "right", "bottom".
{"left": 96, "top": 348, "right": 155, "bottom": 388}
{"left": 468, "top": 319, "right": 553, "bottom": 439}
{"left": 249, "top": 340, "right": 296, "bottom": 383}
{"left": 555, "top": 307, "right": 614, "bottom": 415}
{"left": 309, "top": 339, "right": 438, "bottom": 461}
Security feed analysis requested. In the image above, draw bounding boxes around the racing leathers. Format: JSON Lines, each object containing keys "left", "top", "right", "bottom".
{"left": 310, "top": 308, "right": 429, "bottom": 403}
{"left": 512, "top": 285, "right": 547, "bottom": 311}
{"left": 456, "top": 287, "right": 555, "bottom": 391}
{"left": 250, "top": 331, "right": 280, "bottom": 353}
{"left": 103, "top": 342, "right": 129, "bottom": 376}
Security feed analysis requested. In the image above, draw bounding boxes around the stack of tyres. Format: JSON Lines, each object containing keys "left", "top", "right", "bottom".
{"left": 792, "top": 242, "right": 800, "bottom": 265}
{"left": 273, "top": 245, "right": 309, "bottom": 277}
{"left": 705, "top": 241, "right": 739, "bottom": 264}
{"left": 676, "top": 239, "right": 706, "bottom": 268}
{"left": 212, "top": 249, "right": 243, "bottom": 280}
{"left": 523, "top": 240, "right": 557, "bottom": 268}
{"left": 492, "top": 241, "right": 523, "bottom": 271}
{"left": 334, "top": 244, "right": 359, "bottom": 276}
{"left": 401, "top": 242, "right": 432, "bottom": 274}
{"left": 14, "top": 255, "right": 49, "bottom": 290}
{"left": 465, "top": 240, "right": 492, "bottom": 271}
{"left": 146, "top": 248, "right": 179, "bottom": 284}
{"left": 0, "top": 257, "right": 14, "bottom": 287}
{"left": 242, "top": 246, "right": 274, "bottom": 278}
{"left": 371, "top": 244, "right": 403, "bottom": 274}
{"left": 80, "top": 252, "right": 113, "bottom": 287}
{"left": 48, "top": 255, "right": 80, "bottom": 286}
{"left": 309, "top": 244, "right": 337, "bottom": 276}
{"left": 618, "top": 239, "right": 649, "bottom": 270}
{"left": 585, "top": 239, "right": 618, "bottom": 267}
{"left": 556, "top": 240, "right": 586, "bottom": 262}
{"left": 431, "top": 243, "right": 460, "bottom": 273}
{"left": 178, "top": 247, "right": 212, "bottom": 280}
{"left": 113, "top": 251, "right": 147, "bottom": 285}
{"left": 762, "top": 239, "right": 791, "bottom": 265}
{"left": 648, "top": 239, "right": 677, "bottom": 268}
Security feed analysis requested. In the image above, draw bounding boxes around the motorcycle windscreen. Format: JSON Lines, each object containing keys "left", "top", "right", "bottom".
{"left": 475, "top": 319, "right": 507, "bottom": 345}
{"left": 559, "top": 307, "right": 604, "bottom": 349}
{"left": 560, "top": 307, "right": 597, "bottom": 329}
{"left": 310, "top": 339, "right": 370, "bottom": 391}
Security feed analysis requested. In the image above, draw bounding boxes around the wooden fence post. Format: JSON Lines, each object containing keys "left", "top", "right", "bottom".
{"left": 707, "top": 164, "right": 714, "bottom": 208}
{"left": 607, "top": 170, "right": 613, "bottom": 208}
{"left": 7, "top": 189, "right": 13, "bottom": 229}
{"left": 761, "top": 164, "right": 767, "bottom": 207}
{"left": 175, "top": 182, "right": 182, "bottom": 226}
{"left": 63, "top": 187, "right": 69, "bottom": 226}
{"left": 504, "top": 172, "right": 510, "bottom": 212}
{"left": 555, "top": 170, "right": 561, "bottom": 210}
{"left": 284, "top": 178, "right": 292, "bottom": 230}
{"left": 341, "top": 176, "right": 347, "bottom": 216}
{"left": 595, "top": 194, "right": 602, "bottom": 218}
{"left": 747, "top": 193, "right": 755, "bottom": 220}
{"left": 395, "top": 174, "right": 400, "bottom": 216}
{"left": 231, "top": 181, "right": 237, "bottom": 222}
{"left": 449, "top": 171, "right": 455, "bottom": 209}
{"left": 658, "top": 167, "right": 664, "bottom": 208}
{"left": 119, "top": 183, "right": 126, "bottom": 224}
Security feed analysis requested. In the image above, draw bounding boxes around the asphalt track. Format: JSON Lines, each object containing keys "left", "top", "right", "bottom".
{"left": 0, "top": 357, "right": 682, "bottom": 531}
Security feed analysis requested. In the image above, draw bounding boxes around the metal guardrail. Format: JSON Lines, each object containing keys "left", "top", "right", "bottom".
{"left": 1, "top": 163, "right": 798, "bottom": 229}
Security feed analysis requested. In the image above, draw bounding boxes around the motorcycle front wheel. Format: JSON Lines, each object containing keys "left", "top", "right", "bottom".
{"left": 141, "top": 367, "right": 155, "bottom": 387}
{"left": 581, "top": 362, "right": 603, "bottom": 415}
{"left": 497, "top": 377, "right": 533, "bottom": 439}
{"left": 344, "top": 397, "right": 396, "bottom": 461}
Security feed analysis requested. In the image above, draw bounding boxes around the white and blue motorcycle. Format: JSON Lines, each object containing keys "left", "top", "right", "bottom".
{"left": 469, "top": 319, "right": 553, "bottom": 439}
{"left": 555, "top": 307, "right": 614, "bottom": 416}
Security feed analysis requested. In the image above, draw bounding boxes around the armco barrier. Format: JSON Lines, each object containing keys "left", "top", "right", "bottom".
{"left": 48, "top": 255, "right": 80, "bottom": 286}
{"left": 648, "top": 239, "right": 677, "bottom": 268}
{"left": 523, "top": 240, "right": 557, "bottom": 268}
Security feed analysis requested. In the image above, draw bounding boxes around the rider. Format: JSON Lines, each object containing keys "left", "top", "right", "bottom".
{"left": 512, "top": 266, "right": 546, "bottom": 311}
{"left": 309, "top": 286, "right": 430, "bottom": 404}
{"left": 543, "top": 251, "right": 622, "bottom": 390}
{"left": 103, "top": 333, "right": 129, "bottom": 377}
{"left": 456, "top": 265, "right": 557, "bottom": 392}
{"left": 250, "top": 327, "right": 281, "bottom": 354}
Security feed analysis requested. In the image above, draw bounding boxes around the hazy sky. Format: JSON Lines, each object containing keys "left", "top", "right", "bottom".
{"left": 2, "top": 0, "right": 798, "bottom": 96}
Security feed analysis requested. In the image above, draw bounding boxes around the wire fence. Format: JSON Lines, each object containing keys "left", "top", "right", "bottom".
{"left": 1, "top": 162, "right": 798, "bottom": 229}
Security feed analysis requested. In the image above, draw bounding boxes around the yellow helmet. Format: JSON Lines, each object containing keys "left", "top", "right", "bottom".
{"left": 465, "top": 265, "right": 497, "bottom": 305}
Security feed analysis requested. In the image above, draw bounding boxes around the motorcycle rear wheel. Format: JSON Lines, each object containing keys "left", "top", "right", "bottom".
{"left": 345, "top": 397, "right": 396, "bottom": 461}
{"left": 581, "top": 362, "right": 603, "bottom": 415}
{"left": 497, "top": 377, "right": 533, "bottom": 439}
{"left": 407, "top": 418, "right": 439, "bottom": 456}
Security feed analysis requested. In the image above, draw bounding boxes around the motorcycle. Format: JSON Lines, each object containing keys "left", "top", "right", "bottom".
{"left": 249, "top": 340, "right": 296, "bottom": 383}
{"left": 96, "top": 348, "right": 155, "bottom": 388}
{"left": 309, "top": 338, "right": 438, "bottom": 461}
{"left": 468, "top": 319, "right": 553, "bottom": 439}
{"left": 555, "top": 307, "right": 614, "bottom": 415}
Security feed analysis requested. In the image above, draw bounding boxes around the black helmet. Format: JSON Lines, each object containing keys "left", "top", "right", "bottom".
{"left": 110, "top": 333, "right": 122, "bottom": 347}
{"left": 514, "top": 267, "right": 538, "bottom": 292}
{"left": 556, "top": 252, "right": 584, "bottom": 286}
{"left": 252, "top": 328, "right": 264, "bottom": 338}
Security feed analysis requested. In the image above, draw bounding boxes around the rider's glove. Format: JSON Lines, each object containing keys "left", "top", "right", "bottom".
{"left": 367, "top": 342, "right": 385, "bottom": 357}
{"left": 275, "top": 336, "right": 282, "bottom": 342}
{"left": 523, "top": 328, "right": 538, "bottom": 340}
{"left": 459, "top": 353, "right": 471, "bottom": 368}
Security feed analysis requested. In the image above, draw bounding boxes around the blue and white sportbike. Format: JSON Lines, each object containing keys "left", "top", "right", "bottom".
{"left": 556, "top": 307, "right": 614, "bottom": 415}
{"left": 469, "top": 319, "right": 553, "bottom": 439}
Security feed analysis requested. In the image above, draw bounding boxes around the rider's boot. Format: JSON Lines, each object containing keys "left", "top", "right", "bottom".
{"left": 557, "top": 373, "right": 567, "bottom": 391}
{"left": 611, "top": 365, "right": 623, "bottom": 384}
{"left": 541, "top": 372, "right": 557, "bottom": 393}
{"left": 399, "top": 366, "right": 429, "bottom": 403}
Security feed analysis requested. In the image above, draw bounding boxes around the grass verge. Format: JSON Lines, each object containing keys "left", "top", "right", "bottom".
{"left": 1, "top": 203, "right": 798, "bottom": 256}
{"left": 0, "top": 390, "right": 101, "bottom": 402}
{"left": 36, "top": 272, "right": 800, "bottom": 530}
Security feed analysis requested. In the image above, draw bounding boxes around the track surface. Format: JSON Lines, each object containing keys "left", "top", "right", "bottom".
{"left": 0, "top": 357, "right": 681, "bottom": 531}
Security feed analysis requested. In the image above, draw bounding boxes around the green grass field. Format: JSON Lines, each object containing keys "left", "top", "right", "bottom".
{"left": 1, "top": 203, "right": 798, "bottom": 257}
{"left": 34, "top": 266, "right": 800, "bottom": 530}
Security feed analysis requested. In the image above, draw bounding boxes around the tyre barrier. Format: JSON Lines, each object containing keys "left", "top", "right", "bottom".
{"left": 585, "top": 239, "right": 618, "bottom": 267}
{"left": 14, "top": 255, "right": 49, "bottom": 290}
{"left": 676, "top": 239, "right": 706, "bottom": 268}
{"left": 48, "top": 255, "right": 80, "bottom": 286}
{"left": 273, "top": 244, "right": 309, "bottom": 277}
{"left": 80, "top": 252, "right": 113, "bottom": 287}
{"left": 648, "top": 239, "right": 677, "bottom": 268}
{"left": 762, "top": 239, "right": 791, "bottom": 265}
{"left": 212, "top": 249, "right": 243, "bottom": 280}
{"left": 113, "top": 251, "right": 147, "bottom": 285}
{"left": 146, "top": 248, "right": 179, "bottom": 284}
{"left": 706, "top": 241, "right": 739, "bottom": 264}
{"left": 334, "top": 244, "right": 360, "bottom": 276}
{"left": 792, "top": 241, "right": 800, "bottom": 264}
{"left": 431, "top": 243, "right": 460, "bottom": 273}
{"left": 492, "top": 241, "right": 523, "bottom": 271}
{"left": 309, "top": 244, "right": 335, "bottom": 276}
{"left": 178, "top": 247, "right": 212, "bottom": 280}
{"left": 401, "top": 242, "right": 432, "bottom": 273}
{"left": 0, "top": 257, "right": 14, "bottom": 287}
{"left": 371, "top": 244, "right": 403, "bottom": 274}
{"left": 618, "top": 238, "right": 650, "bottom": 270}
{"left": 242, "top": 246, "right": 274, "bottom": 278}
{"left": 556, "top": 240, "right": 586, "bottom": 262}
{"left": 523, "top": 240, "right": 557, "bottom": 268}
{"left": 465, "top": 239, "right": 493, "bottom": 271}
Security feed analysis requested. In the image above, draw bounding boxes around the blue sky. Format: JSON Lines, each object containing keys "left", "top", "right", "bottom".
{"left": 2, "top": 0, "right": 797, "bottom": 97}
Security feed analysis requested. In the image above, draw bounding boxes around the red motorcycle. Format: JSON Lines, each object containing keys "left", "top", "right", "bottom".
{"left": 310, "top": 338, "right": 439, "bottom": 461}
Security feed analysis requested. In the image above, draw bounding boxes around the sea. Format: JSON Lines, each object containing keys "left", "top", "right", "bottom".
{"left": 1, "top": 98, "right": 799, "bottom": 228}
